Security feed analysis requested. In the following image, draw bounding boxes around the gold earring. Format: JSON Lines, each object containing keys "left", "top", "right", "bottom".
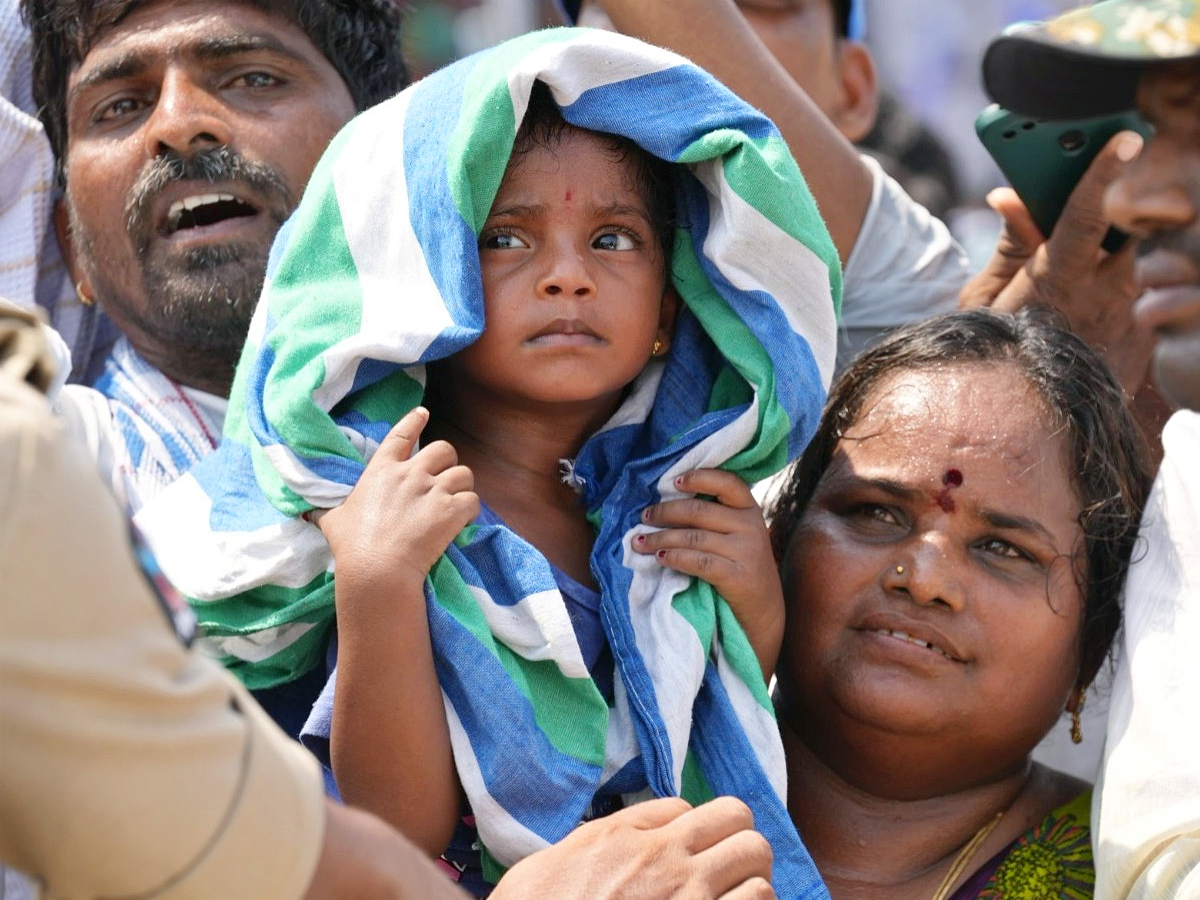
{"left": 651, "top": 339, "right": 663, "bottom": 356}
{"left": 76, "top": 281, "right": 95, "bottom": 307}
{"left": 1070, "top": 695, "right": 1085, "bottom": 744}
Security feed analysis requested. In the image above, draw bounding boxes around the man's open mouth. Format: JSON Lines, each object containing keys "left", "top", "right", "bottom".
{"left": 166, "top": 193, "right": 258, "bottom": 234}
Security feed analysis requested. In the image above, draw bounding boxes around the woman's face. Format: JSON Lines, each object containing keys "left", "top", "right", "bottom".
{"left": 777, "top": 363, "right": 1085, "bottom": 797}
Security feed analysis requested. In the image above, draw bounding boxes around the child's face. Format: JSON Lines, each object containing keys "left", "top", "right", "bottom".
{"left": 449, "top": 127, "right": 675, "bottom": 412}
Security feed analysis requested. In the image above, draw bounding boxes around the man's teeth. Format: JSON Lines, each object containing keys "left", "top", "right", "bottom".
{"left": 166, "top": 193, "right": 238, "bottom": 230}
{"left": 873, "top": 628, "right": 952, "bottom": 659}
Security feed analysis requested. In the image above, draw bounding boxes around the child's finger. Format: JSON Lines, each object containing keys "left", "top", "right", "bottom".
{"left": 377, "top": 406, "right": 431, "bottom": 461}
{"left": 672, "top": 468, "right": 758, "bottom": 509}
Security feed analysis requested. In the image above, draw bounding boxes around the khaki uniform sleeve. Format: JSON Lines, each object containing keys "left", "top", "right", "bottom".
{"left": 0, "top": 373, "right": 326, "bottom": 900}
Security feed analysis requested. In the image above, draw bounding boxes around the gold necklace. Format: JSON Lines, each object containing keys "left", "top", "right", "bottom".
{"left": 929, "top": 810, "right": 1005, "bottom": 900}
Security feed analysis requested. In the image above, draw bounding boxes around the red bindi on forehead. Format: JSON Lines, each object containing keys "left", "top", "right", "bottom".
{"left": 935, "top": 468, "right": 963, "bottom": 513}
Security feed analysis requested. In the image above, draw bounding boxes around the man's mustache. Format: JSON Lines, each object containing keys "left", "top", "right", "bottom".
{"left": 124, "top": 146, "right": 293, "bottom": 240}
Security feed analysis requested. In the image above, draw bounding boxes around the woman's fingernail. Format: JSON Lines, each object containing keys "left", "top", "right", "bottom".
{"left": 674, "top": 476, "right": 684, "bottom": 488}
{"left": 656, "top": 550, "right": 668, "bottom": 559}
{"left": 635, "top": 534, "right": 646, "bottom": 545}
{"left": 641, "top": 508, "right": 651, "bottom": 522}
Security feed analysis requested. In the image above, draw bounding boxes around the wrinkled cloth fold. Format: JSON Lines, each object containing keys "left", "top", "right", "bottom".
{"left": 139, "top": 27, "right": 839, "bottom": 898}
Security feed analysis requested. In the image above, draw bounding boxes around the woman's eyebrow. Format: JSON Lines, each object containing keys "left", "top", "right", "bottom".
{"left": 979, "top": 509, "right": 1057, "bottom": 546}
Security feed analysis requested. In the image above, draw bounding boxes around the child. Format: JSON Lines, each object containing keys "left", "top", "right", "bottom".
{"left": 139, "top": 27, "right": 841, "bottom": 900}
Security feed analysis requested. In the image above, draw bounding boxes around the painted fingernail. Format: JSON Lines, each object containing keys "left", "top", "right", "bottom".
{"left": 674, "top": 476, "right": 684, "bottom": 488}
{"left": 635, "top": 534, "right": 646, "bottom": 545}
{"left": 641, "top": 508, "right": 651, "bottom": 522}
{"left": 656, "top": 550, "right": 667, "bottom": 559}
{"left": 1115, "top": 132, "right": 1143, "bottom": 162}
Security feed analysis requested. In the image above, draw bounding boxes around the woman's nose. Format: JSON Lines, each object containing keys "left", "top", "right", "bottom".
{"left": 886, "top": 532, "right": 968, "bottom": 613}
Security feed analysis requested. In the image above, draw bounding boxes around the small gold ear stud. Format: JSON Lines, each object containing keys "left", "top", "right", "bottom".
{"left": 651, "top": 339, "right": 664, "bottom": 356}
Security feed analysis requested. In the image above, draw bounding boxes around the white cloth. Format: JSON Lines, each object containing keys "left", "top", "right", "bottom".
{"left": 835, "top": 154, "right": 967, "bottom": 372}
{"left": 0, "top": 0, "right": 115, "bottom": 385}
{"left": 53, "top": 338, "right": 227, "bottom": 517}
{"left": 1094, "top": 409, "right": 1200, "bottom": 900}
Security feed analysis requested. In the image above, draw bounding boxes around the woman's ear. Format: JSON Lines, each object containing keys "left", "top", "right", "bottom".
{"left": 655, "top": 286, "right": 680, "bottom": 355}
{"left": 830, "top": 41, "right": 879, "bottom": 144}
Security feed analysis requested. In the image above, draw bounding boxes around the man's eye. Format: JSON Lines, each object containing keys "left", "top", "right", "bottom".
{"left": 593, "top": 230, "right": 637, "bottom": 251}
{"left": 235, "top": 72, "right": 282, "bottom": 89}
{"left": 96, "top": 97, "right": 142, "bottom": 122}
{"left": 481, "top": 231, "right": 528, "bottom": 250}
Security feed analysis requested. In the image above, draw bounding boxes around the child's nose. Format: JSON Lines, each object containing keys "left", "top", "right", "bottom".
{"left": 537, "top": 246, "right": 596, "bottom": 298}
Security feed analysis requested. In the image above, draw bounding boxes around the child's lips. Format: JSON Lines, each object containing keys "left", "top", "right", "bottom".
{"left": 526, "top": 318, "right": 604, "bottom": 346}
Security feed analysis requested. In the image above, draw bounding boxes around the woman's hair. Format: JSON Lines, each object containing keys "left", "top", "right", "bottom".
{"left": 509, "top": 81, "right": 677, "bottom": 262}
{"left": 769, "top": 307, "right": 1152, "bottom": 689}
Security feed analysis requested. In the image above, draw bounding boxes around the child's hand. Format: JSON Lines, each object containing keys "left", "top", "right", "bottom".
{"left": 310, "top": 407, "right": 479, "bottom": 595}
{"left": 634, "top": 469, "right": 783, "bottom": 681}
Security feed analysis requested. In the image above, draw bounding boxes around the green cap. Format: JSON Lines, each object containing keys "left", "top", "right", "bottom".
{"left": 984, "top": 0, "right": 1200, "bottom": 119}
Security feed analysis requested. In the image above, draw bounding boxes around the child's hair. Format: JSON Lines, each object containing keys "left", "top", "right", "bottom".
{"left": 509, "top": 81, "right": 677, "bottom": 262}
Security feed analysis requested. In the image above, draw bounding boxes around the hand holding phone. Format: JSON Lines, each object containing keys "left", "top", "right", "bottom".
{"left": 975, "top": 104, "right": 1152, "bottom": 252}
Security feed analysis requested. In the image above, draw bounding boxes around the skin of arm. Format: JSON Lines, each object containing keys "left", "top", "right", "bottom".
{"left": 302, "top": 799, "right": 470, "bottom": 900}
{"left": 586, "top": 0, "right": 871, "bottom": 264}
{"left": 311, "top": 407, "right": 480, "bottom": 857}
{"left": 635, "top": 468, "right": 784, "bottom": 681}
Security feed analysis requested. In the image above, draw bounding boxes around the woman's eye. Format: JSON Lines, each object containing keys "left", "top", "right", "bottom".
{"left": 979, "top": 538, "right": 1025, "bottom": 560}
{"left": 481, "top": 231, "right": 528, "bottom": 250}
{"left": 593, "top": 230, "right": 637, "bottom": 251}
{"left": 844, "top": 503, "right": 901, "bottom": 528}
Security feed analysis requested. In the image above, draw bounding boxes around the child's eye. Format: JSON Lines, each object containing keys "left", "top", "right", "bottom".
{"left": 593, "top": 230, "right": 638, "bottom": 251}
{"left": 481, "top": 231, "right": 528, "bottom": 250}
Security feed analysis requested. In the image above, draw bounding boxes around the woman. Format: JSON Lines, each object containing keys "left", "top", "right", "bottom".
{"left": 766, "top": 309, "right": 1151, "bottom": 900}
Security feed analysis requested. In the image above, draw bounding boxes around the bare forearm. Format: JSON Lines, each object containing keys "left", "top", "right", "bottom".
{"left": 303, "top": 799, "right": 468, "bottom": 900}
{"left": 592, "top": 0, "right": 870, "bottom": 263}
{"left": 332, "top": 581, "right": 460, "bottom": 857}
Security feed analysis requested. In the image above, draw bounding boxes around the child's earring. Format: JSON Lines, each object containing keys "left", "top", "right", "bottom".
{"left": 651, "top": 339, "right": 664, "bottom": 357}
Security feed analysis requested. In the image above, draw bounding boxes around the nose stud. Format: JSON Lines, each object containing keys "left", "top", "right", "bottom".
{"left": 895, "top": 565, "right": 905, "bottom": 575}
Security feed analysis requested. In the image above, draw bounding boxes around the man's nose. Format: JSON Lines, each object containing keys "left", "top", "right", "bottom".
{"left": 536, "top": 244, "right": 596, "bottom": 298}
{"left": 143, "top": 69, "right": 232, "bottom": 158}
{"left": 1104, "top": 135, "right": 1198, "bottom": 239}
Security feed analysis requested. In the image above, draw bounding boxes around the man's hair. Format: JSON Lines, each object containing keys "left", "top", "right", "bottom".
{"left": 20, "top": 0, "right": 408, "bottom": 181}
{"left": 830, "top": 0, "right": 852, "bottom": 38}
{"left": 768, "top": 307, "right": 1152, "bottom": 693}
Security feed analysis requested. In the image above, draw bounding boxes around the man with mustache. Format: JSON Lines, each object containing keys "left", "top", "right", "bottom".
{"left": 20, "top": 0, "right": 407, "bottom": 516}
{"left": 984, "top": 2, "right": 1200, "bottom": 897}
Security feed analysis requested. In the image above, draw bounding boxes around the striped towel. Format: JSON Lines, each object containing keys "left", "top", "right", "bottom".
{"left": 138, "top": 27, "right": 839, "bottom": 898}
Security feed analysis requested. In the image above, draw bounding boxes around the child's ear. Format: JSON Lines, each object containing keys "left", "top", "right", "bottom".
{"left": 655, "top": 286, "right": 679, "bottom": 355}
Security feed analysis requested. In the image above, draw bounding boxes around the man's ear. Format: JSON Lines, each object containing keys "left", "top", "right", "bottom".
{"left": 830, "top": 41, "right": 879, "bottom": 144}
{"left": 54, "top": 199, "right": 90, "bottom": 297}
{"left": 655, "top": 286, "right": 680, "bottom": 354}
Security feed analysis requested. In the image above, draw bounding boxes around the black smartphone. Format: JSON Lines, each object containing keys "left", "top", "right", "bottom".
{"left": 975, "top": 104, "right": 1152, "bottom": 252}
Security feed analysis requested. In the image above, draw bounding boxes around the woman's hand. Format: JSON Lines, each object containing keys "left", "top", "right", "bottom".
{"left": 634, "top": 469, "right": 784, "bottom": 681}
